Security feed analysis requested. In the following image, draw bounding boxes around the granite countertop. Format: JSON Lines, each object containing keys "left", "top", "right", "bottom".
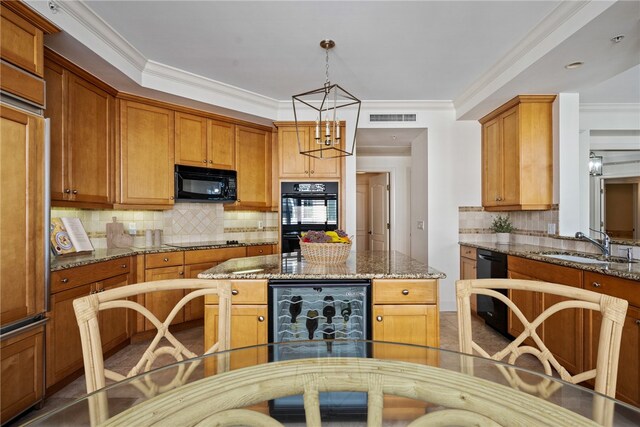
{"left": 50, "top": 239, "right": 278, "bottom": 271}
{"left": 459, "top": 241, "right": 640, "bottom": 281}
{"left": 197, "top": 250, "right": 446, "bottom": 280}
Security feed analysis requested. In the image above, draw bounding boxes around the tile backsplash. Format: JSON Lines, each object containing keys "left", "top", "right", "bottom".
{"left": 458, "top": 206, "right": 639, "bottom": 258}
{"left": 52, "top": 204, "right": 278, "bottom": 249}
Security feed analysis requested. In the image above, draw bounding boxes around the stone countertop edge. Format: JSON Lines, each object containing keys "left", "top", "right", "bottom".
{"left": 50, "top": 241, "right": 278, "bottom": 272}
{"left": 459, "top": 241, "right": 640, "bottom": 282}
{"left": 197, "top": 251, "right": 446, "bottom": 280}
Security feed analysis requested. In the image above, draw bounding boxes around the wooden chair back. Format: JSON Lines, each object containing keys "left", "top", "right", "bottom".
{"left": 73, "top": 279, "right": 231, "bottom": 394}
{"left": 456, "top": 279, "right": 628, "bottom": 398}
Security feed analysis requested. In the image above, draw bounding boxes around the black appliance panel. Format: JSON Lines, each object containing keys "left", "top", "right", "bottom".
{"left": 476, "top": 249, "right": 510, "bottom": 338}
{"left": 174, "top": 165, "right": 237, "bottom": 202}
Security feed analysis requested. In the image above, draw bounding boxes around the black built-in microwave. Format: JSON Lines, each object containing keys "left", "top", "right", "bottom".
{"left": 174, "top": 165, "right": 237, "bottom": 203}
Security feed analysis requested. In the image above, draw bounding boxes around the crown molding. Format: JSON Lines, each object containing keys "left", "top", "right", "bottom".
{"left": 143, "top": 60, "right": 280, "bottom": 116}
{"left": 48, "top": 0, "right": 146, "bottom": 73}
{"left": 454, "top": 0, "right": 616, "bottom": 120}
{"left": 580, "top": 103, "right": 640, "bottom": 114}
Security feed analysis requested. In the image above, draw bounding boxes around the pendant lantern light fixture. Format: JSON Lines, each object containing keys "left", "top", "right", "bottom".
{"left": 292, "top": 39, "right": 361, "bottom": 159}
{"left": 589, "top": 152, "right": 603, "bottom": 176}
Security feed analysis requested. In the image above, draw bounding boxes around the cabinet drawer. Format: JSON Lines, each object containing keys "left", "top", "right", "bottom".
{"left": 246, "top": 245, "right": 273, "bottom": 257}
{"left": 508, "top": 256, "right": 582, "bottom": 286}
{"left": 373, "top": 279, "right": 437, "bottom": 304}
{"left": 460, "top": 245, "right": 476, "bottom": 260}
{"left": 51, "top": 258, "right": 131, "bottom": 293}
{"left": 584, "top": 272, "right": 639, "bottom": 308}
{"left": 205, "top": 280, "right": 268, "bottom": 305}
{"left": 0, "top": 60, "right": 45, "bottom": 106}
{"left": 145, "top": 251, "right": 184, "bottom": 268}
{"left": 184, "top": 247, "right": 245, "bottom": 264}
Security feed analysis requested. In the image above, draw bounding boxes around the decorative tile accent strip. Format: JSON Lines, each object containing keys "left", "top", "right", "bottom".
{"left": 458, "top": 206, "right": 484, "bottom": 212}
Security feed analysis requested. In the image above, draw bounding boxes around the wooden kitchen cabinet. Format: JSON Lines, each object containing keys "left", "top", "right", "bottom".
{"left": 246, "top": 244, "right": 273, "bottom": 257}
{"left": 459, "top": 246, "right": 477, "bottom": 315}
{"left": 583, "top": 272, "right": 639, "bottom": 406}
{"left": 175, "top": 114, "right": 236, "bottom": 171}
{"left": 47, "top": 258, "right": 133, "bottom": 392}
{"left": 0, "top": 325, "right": 44, "bottom": 424}
{"left": 118, "top": 99, "right": 175, "bottom": 208}
{"left": 275, "top": 122, "right": 342, "bottom": 179}
{"left": 45, "top": 53, "right": 116, "bottom": 207}
{"left": 479, "top": 95, "right": 555, "bottom": 211}
{"left": 234, "top": 125, "right": 272, "bottom": 209}
{"left": 0, "top": 5, "right": 43, "bottom": 77}
{"left": 507, "top": 256, "right": 583, "bottom": 374}
{"left": 144, "top": 252, "right": 186, "bottom": 330}
{"left": 0, "top": 105, "right": 45, "bottom": 328}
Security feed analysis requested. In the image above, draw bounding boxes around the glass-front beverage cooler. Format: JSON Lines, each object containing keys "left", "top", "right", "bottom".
{"left": 268, "top": 279, "right": 370, "bottom": 420}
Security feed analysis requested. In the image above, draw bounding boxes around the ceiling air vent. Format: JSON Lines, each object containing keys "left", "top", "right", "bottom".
{"left": 369, "top": 114, "right": 416, "bottom": 122}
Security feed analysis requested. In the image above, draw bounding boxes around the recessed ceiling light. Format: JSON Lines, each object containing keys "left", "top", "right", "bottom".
{"left": 565, "top": 61, "right": 584, "bottom": 70}
{"left": 611, "top": 34, "right": 625, "bottom": 43}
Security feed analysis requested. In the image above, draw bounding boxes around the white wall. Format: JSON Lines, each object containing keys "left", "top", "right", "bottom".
{"left": 356, "top": 156, "right": 412, "bottom": 256}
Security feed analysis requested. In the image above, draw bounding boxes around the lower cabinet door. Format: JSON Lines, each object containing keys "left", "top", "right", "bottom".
{"left": 372, "top": 304, "right": 438, "bottom": 420}
{"left": 144, "top": 266, "right": 185, "bottom": 330}
{"left": 1, "top": 325, "right": 44, "bottom": 424}
{"left": 183, "top": 262, "right": 218, "bottom": 321}
{"left": 46, "top": 284, "right": 92, "bottom": 388}
{"left": 99, "top": 274, "right": 130, "bottom": 353}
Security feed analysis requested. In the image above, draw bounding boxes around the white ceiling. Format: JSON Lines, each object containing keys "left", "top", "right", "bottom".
{"left": 33, "top": 0, "right": 640, "bottom": 153}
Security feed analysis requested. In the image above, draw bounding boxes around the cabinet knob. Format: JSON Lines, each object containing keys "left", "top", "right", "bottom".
{"left": 310, "top": 170, "right": 314, "bottom": 174}
{"left": 635, "top": 319, "right": 640, "bottom": 326}
{"left": 170, "top": 196, "right": 175, "bottom": 200}
{"left": 376, "top": 316, "right": 383, "bottom": 322}
{"left": 72, "top": 190, "right": 78, "bottom": 194}
{"left": 203, "top": 159, "right": 207, "bottom": 163}
{"left": 60, "top": 278, "right": 69, "bottom": 283}
{"left": 231, "top": 289, "right": 239, "bottom": 295}
{"left": 258, "top": 316, "right": 265, "bottom": 322}
{"left": 121, "top": 264, "right": 127, "bottom": 269}
{"left": 163, "top": 257, "right": 169, "bottom": 262}
{"left": 592, "top": 282, "right": 601, "bottom": 288}
{"left": 90, "top": 290, "right": 96, "bottom": 295}
{"left": 304, "top": 171, "right": 308, "bottom": 174}
{"left": 209, "top": 160, "right": 213, "bottom": 164}
{"left": 98, "top": 288, "right": 105, "bottom": 293}
{"left": 64, "top": 189, "right": 71, "bottom": 194}
{"left": 179, "top": 271, "right": 184, "bottom": 276}
{"left": 402, "top": 289, "right": 409, "bottom": 296}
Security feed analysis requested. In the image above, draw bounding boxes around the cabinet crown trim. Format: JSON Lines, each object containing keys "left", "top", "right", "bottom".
{"left": 479, "top": 94, "right": 557, "bottom": 124}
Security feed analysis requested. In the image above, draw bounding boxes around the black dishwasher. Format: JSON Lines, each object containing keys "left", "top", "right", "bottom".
{"left": 476, "top": 249, "right": 511, "bottom": 338}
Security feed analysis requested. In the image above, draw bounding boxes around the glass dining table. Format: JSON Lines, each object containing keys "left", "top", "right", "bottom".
{"left": 25, "top": 341, "right": 639, "bottom": 426}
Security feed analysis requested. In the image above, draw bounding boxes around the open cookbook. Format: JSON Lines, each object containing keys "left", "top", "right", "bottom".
{"left": 50, "top": 217, "right": 94, "bottom": 255}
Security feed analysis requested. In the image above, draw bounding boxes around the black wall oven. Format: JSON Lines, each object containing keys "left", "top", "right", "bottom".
{"left": 281, "top": 182, "right": 339, "bottom": 253}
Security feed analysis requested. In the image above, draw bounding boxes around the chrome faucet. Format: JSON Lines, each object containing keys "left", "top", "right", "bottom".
{"left": 575, "top": 229, "right": 611, "bottom": 257}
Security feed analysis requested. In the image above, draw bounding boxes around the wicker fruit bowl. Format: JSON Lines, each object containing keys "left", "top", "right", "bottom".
{"left": 299, "top": 230, "right": 352, "bottom": 264}
{"left": 300, "top": 241, "right": 352, "bottom": 264}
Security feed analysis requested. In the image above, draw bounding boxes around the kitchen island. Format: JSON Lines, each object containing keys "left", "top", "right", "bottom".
{"left": 199, "top": 250, "right": 445, "bottom": 417}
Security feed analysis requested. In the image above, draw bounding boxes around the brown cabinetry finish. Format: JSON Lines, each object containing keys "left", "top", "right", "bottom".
{"left": 480, "top": 95, "right": 555, "bottom": 211}
{"left": 0, "top": 61, "right": 45, "bottom": 105}
{"left": 460, "top": 246, "right": 478, "bottom": 314}
{"left": 372, "top": 279, "right": 437, "bottom": 305}
{"left": 234, "top": 125, "right": 272, "bottom": 209}
{"left": 118, "top": 100, "right": 175, "bottom": 207}
{"left": 583, "top": 272, "right": 639, "bottom": 406}
{"left": 0, "top": 6, "right": 43, "bottom": 77}
{"left": 246, "top": 244, "right": 273, "bottom": 257}
{"left": 276, "top": 123, "right": 342, "bottom": 179}
{"left": 208, "top": 119, "right": 236, "bottom": 170}
{"left": 144, "top": 265, "right": 185, "bottom": 329}
{"left": 0, "top": 106, "right": 44, "bottom": 327}
{"left": 175, "top": 112, "right": 208, "bottom": 168}
{"left": 0, "top": 325, "right": 44, "bottom": 424}
{"left": 44, "top": 57, "right": 115, "bottom": 207}
{"left": 507, "top": 256, "right": 583, "bottom": 374}
{"left": 47, "top": 259, "right": 132, "bottom": 391}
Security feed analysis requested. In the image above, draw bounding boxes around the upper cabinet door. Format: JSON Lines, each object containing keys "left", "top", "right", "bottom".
{"left": 0, "top": 106, "right": 44, "bottom": 327}
{"left": 208, "top": 119, "right": 235, "bottom": 170}
{"left": 278, "top": 125, "right": 309, "bottom": 178}
{"left": 499, "top": 107, "right": 520, "bottom": 207}
{"left": 67, "top": 73, "right": 114, "bottom": 205}
{"left": 44, "top": 60, "right": 66, "bottom": 203}
{"left": 119, "top": 100, "right": 175, "bottom": 207}
{"left": 481, "top": 116, "right": 502, "bottom": 207}
{"left": 175, "top": 112, "right": 208, "bottom": 167}
{"left": 236, "top": 125, "right": 271, "bottom": 208}
{"left": 0, "top": 6, "right": 43, "bottom": 77}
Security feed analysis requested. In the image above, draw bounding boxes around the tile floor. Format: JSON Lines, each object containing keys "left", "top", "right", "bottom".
{"left": 11, "top": 312, "right": 545, "bottom": 425}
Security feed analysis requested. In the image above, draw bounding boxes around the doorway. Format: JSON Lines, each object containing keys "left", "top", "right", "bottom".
{"left": 356, "top": 172, "right": 390, "bottom": 252}
{"left": 603, "top": 180, "right": 638, "bottom": 239}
